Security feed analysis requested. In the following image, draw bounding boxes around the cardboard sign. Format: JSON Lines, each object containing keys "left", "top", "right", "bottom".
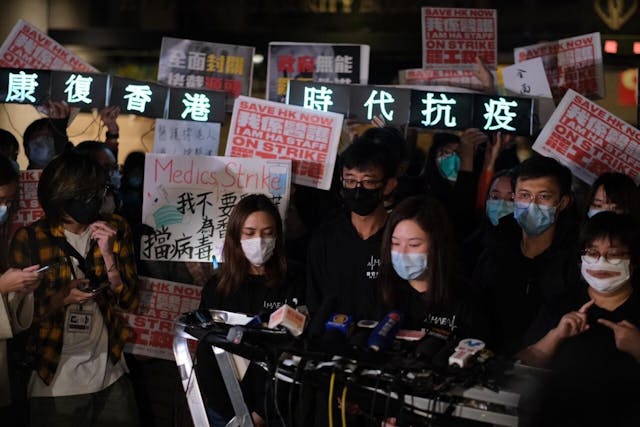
{"left": 398, "top": 68, "right": 485, "bottom": 91}
{"left": 421, "top": 7, "right": 497, "bottom": 70}
{"left": 533, "top": 89, "right": 640, "bottom": 185}
{"left": 50, "top": 71, "right": 108, "bottom": 109}
{"left": 154, "top": 119, "right": 221, "bottom": 156}
{"left": 157, "top": 37, "right": 254, "bottom": 111}
{"left": 502, "top": 57, "right": 555, "bottom": 127}
{"left": 166, "top": 86, "right": 226, "bottom": 123}
{"left": 9, "top": 170, "right": 44, "bottom": 239}
{"left": 225, "top": 96, "right": 343, "bottom": 190}
{"left": 109, "top": 76, "right": 168, "bottom": 118}
{"left": 286, "top": 80, "right": 351, "bottom": 116}
{"left": 266, "top": 42, "right": 370, "bottom": 103}
{"left": 0, "top": 19, "right": 97, "bottom": 72}
{"left": 514, "top": 32, "right": 604, "bottom": 101}
{"left": 123, "top": 276, "right": 201, "bottom": 360}
{"left": 141, "top": 154, "right": 291, "bottom": 262}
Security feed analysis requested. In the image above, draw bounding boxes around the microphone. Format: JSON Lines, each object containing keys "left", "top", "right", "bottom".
{"left": 448, "top": 338, "right": 485, "bottom": 368}
{"left": 431, "top": 338, "right": 459, "bottom": 369}
{"left": 321, "top": 313, "right": 353, "bottom": 355}
{"left": 349, "top": 319, "right": 377, "bottom": 349}
{"left": 367, "top": 311, "right": 402, "bottom": 352}
{"left": 268, "top": 304, "right": 307, "bottom": 336}
{"left": 415, "top": 335, "right": 447, "bottom": 362}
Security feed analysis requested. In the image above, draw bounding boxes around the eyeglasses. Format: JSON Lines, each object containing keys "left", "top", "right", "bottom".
{"left": 341, "top": 178, "right": 384, "bottom": 190}
{"left": 581, "top": 248, "right": 630, "bottom": 265}
{"left": 513, "top": 191, "right": 556, "bottom": 205}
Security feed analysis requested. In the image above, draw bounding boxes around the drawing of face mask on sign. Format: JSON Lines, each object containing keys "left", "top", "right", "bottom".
{"left": 268, "top": 164, "right": 288, "bottom": 197}
{"left": 144, "top": 185, "right": 185, "bottom": 228}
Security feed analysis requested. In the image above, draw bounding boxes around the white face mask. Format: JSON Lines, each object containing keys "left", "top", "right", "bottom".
{"left": 581, "top": 257, "right": 631, "bottom": 294}
{"left": 241, "top": 237, "right": 276, "bottom": 267}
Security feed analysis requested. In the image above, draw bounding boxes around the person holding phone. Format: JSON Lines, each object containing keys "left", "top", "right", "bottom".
{"left": 8, "top": 150, "right": 140, "bottom": 427}
{"left": 0, "top": 154, "right": 42, "bottom": 421}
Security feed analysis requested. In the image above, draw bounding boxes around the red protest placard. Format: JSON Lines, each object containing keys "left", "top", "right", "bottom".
{"left": 123, "top": 277, "right": 202, "bottom": 360}
{"left": 0, "top": 19, "right": 97, "bottom": 72}
{"left": 514, "top": 33, "right": 604, "bottom": 101}
{"left": 225, "top": 96, "right": 343, "bottom": 190}
{"left": 533, "top": 89, "right": 640, "bottom": 185}
{"left": 9, "top": 170, "right": 44, "bottom": 239}
{"left": 421, "top": 7, "right": 497, "bottom": 70}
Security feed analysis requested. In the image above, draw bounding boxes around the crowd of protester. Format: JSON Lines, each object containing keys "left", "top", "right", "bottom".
{"left": 0, "top": 94, "right": 638, "bottom": 427}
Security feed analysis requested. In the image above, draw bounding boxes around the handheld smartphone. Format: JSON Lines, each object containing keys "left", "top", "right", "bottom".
{"left": 36, "top": 261, "right": 60, "bottom": 273}
{"left": 90, "top": 282, "right": 111, "bottom": 294}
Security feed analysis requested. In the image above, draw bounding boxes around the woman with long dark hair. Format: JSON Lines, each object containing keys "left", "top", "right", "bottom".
{"left": 376, "top": 195, "right": 488, "bottom": 339}
{"left": 197, "top": 194, "right": 303, "bottom": 427}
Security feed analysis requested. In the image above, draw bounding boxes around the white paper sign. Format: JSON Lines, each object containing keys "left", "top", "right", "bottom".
{"left": 153, "top": 119, "right": 221, "bottom": 156}
{"left": 141, "top": 154, "right": 292, "bottom": 262}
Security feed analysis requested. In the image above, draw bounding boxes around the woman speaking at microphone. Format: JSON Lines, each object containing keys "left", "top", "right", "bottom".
{"left": 376, "top": 195, "right": 489, "bottom": 341}
{"left": 197, "top": 194, "right": 304, "bottom": 427}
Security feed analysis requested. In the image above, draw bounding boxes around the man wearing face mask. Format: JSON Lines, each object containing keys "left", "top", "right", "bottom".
{"left": 8, "top": 150, "right": 140, "bottom": 427}
{"left": 306, "top": 139, "right": 398, "bottom": 320}
{"left": 23, "top": 101, "right": 73, "bottom": 170}
{"left": 472, "top": 155, "right": 581, "bottom": 356}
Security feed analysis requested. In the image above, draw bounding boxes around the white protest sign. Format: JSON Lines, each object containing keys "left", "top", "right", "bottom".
{"left": 225, "top": 96, "right": 343, "bottom": 190}
{"left": 514, "top": 32, "right": 604, "bottom": 100}
{"left": 502, "top": 57, "right": 555, "bottom": 126}
{"left": 123, "top": 276, "right": 201, "bottom": 360}
{"left": 421, "top": 7, "right": 497, "bottom": 70}
{"left": 141, "top": 154, "right": 291, "bottom": 262}
{"left": 153, "top": 119, "right": 221, "bottom": 156}
{"left": 398, "top": 68, "right": 486, "bottom": 91}
{"left": 533, "top": 89, "right": 640, "bottom": 185}
{"left": 0, "top": 19, "right": 97, "bottom": 71}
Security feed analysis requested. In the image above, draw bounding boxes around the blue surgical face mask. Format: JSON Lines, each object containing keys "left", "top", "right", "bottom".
{"left": 0, "top": 205, "right": 9, "bottom": 225}
{"left": 437, "top": 152, "right": 460, "bottom": 182}
{"left": 486, "top": 199, "right": 514, "bottom": 226}
{"left": 28, "top": 135, "right": 55, "bottom": 168}
{"left": 514, "top": 201, "right": 557, "bottom": 236}
{"left": 391, "top": 251, "right": 428, "bottom": 280}
{"left": 587, "top": 208, "right": 607, "bottom": 218}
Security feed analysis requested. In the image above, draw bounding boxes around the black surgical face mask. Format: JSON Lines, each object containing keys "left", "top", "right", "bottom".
{"left": 342, "top": 187, "right": 384, "bottom": 216}
{"left": 64, "top": 197, "right": 102, "bottom": 225}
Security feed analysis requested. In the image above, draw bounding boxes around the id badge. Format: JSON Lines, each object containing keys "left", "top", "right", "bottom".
{"left": 67, "top": 309, "right": 93, "bottom": 333}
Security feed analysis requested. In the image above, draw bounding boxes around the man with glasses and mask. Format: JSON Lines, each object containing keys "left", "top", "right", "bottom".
{"left": 473, "top": 155, "right": 581, "bottom": 356}
{"left": 8, "top": 150, "right": 140, "bottom": 427}
{"left": 306, "top": 138, "right": 399, "bottom": 321}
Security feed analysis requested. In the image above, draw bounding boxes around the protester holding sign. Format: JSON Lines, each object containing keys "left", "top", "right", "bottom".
{"left": 23, "top": 101, "right": 72, "bottom": 170}
{"left": 197, "top": 194, "right": 304, "bottom": 427}
{"left": 8, "top": 150, "right": 140, "bottom": 427}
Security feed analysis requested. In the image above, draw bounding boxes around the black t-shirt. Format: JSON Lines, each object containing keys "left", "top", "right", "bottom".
{"left": 472, "top": 222, "right": 580, "bottom": 355}
{"left": 525, "top": 288, "right": 640, "bottom": 427}
{"left": 196, "top": 264, "right": 303, "bottom": 421}
{"left": 378, "top": 280, "right": 491, "bottom": 342}
{"left": 306, "top": 210, "right": 383, "bottom": 319}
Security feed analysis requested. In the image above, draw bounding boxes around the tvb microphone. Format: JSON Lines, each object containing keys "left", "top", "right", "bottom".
{"left": 367, "top": 311, "right": 402, "bottom": 352}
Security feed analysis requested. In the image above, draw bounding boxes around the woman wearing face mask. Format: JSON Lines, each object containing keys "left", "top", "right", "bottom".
{"left": 584, "top": 172, "right": 640, "bottom": 222}
{"left": 376, "top": 195, "right": 489, "bottom": 340}
{"left": 517, "top": 212, "right": 640, "bottom": 427}
{"left": 197, "top": 194, "right": 304, "bottom": 427}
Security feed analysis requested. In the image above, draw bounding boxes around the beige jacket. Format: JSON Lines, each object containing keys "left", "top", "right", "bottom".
{"left": 0, "top": 292, "right": 34, "bottom": 407}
